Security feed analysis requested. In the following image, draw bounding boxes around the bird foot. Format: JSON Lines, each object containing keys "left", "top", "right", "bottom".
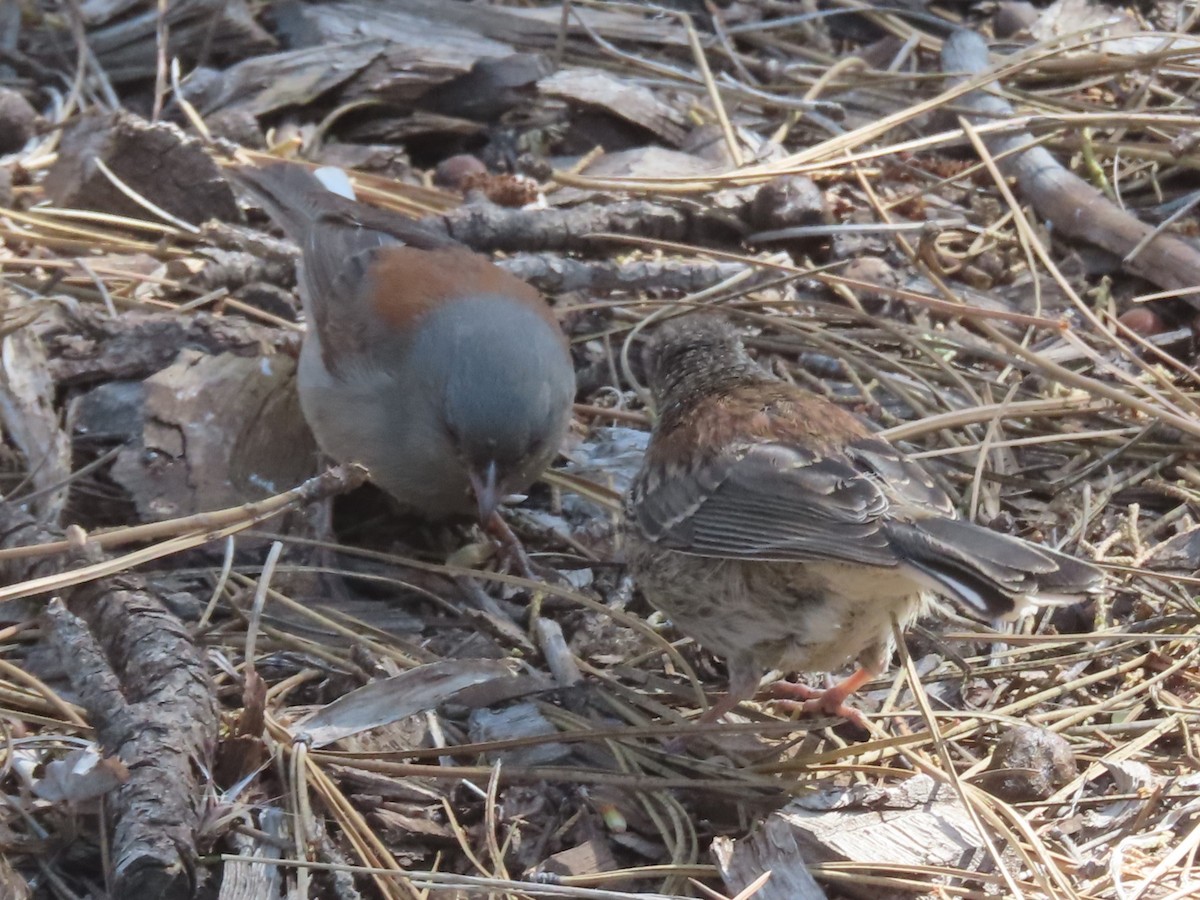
{"left": 768, "top": 672, "right": 872, "bottom": 731}
{"left": 484, "top": 513, "right": 538, "bottom": 581}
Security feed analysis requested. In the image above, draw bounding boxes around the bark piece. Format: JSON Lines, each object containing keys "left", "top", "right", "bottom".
{"left": 942, "top": 30, "right": 1200, "bottom": 305}
{"left": 539, "top": 68, "right": 689, "bottom": 147}
{"left": 110, "top": 350, "right": 316, "bottom": 521}
{"left": 713, "top": 832, "right": 826, "bottom": 900}
{"left": 0, "top": 852, "right": 31, "bottom": 900}
{"left": 0, "top": 304, "right": 71, "bottom": 523}
{"left": 468, "top": 701, "right": 571, "bottom": 767}
{"left": 536, "top": 837, "right": 622, "bottom": 883}
{"left": 180, "top": 42, "right": 386, "bottom": 118}
{"left": 370, "top": 806, "right": 456, "bottom": 851}
{"left": 184, "top": 0, "right": 515, "bottom": 120}
{"left": 0, "top": 504, "right": 61, "bottom": 585}
{"left": 275, "top": 0, "right": 513, "bottom": 59}
{"left": 1028, "top": 0, "right": 1143, "bottom": 46}
{"left": 64, "top": 0, "right": 273, "bottom": 83}
{"left": 289, "top": 0, "right": 682, "bottom": 49}
{"left": 298, "top": 659, "right": 516, "bottom": 749}
{"left": 44, "top": 576, "right": 217, "bottom": 900}
{"left": 499, "top": 252, "right": 756, "bottom": 295}
{"left": 32, "top": 745, "right": 130, "bottom": 806}
{"left": 45, "top": 305, "right": 289, "bottom": 387}
{"left": 1144, "top": 523, "right": 1200, "bottom": 572}
{"left": 219, "top": 823, "right": 286, "bottom": 900}
{"left": 551, "top": 147, "right": 722, "bottom": 207}
{"left": 718, "top": 775, "right": 987, "bottom": 900}
{"left": 195, "top": 0, "right": 684, "bottom": 129}
{"left": 437, "top": 198, "right": 740, "bottom": 254}
{"left": 43, "top": 110, "right": 240, "bottom": 227}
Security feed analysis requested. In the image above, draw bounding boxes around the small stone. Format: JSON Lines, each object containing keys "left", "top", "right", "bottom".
{"left": 0, "top": 88, "right": 39, "bottom": 154}
{"left": 959, "top": 264, "right": 994, "bottom": 291}
{"left": 994, "top": 1, "right": 1040, "bottom": 38}
{"left": 980, "top": 724, "right": 1076, "bottom": 802}
{"left": 841, "top": 256, "right": 899, "bottom": 312}
{"left": 749, "top": 175, "right": 829, "bottom": 234}
{"left": 1118, "top": 307, "right": 1164, "bottom": 336}
{"left": 434, "top": 154, "right": 488, "bottom": 190}
{"left": 205, "top": 108, "right": 265, "bottom": 149}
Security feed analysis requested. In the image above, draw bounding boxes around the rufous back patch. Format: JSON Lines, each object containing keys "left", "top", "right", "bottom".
{"left": 367, "top": 246, "right": 555, "bottom": 330}
{"left": 650, "top": 383, "right": 872, "bottom": 469}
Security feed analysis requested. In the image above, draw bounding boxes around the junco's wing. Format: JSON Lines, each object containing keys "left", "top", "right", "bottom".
{"left": 294, "top": 219, "right": 398, "bottom": 366}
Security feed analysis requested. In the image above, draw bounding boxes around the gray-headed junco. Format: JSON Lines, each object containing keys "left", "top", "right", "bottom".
{"left": 625, "top": 315, "right": 1103, "bottom": 725}
{"left": 233, "top": 163, "right": 575, "bottom": 529}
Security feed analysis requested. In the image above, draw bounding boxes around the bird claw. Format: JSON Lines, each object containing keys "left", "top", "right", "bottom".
{"left": 773, "top": 696, "right": 871, "bottom": 731}
{"left": 768, "top": 679, "right": 871, "bottom": 730}
{"left": 485, "top": 513, "right": 538, "bottom": 581}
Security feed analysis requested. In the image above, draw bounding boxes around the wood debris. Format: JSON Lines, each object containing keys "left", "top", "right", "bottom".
{"left": 1, "top": 0, "right": 1198, "bottom": 897}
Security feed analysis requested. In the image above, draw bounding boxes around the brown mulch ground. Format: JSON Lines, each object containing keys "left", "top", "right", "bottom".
{"left": 2, "top": 1, "right": 1200, "bottom": 898}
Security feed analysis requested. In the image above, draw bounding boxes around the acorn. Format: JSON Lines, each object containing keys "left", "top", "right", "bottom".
{"left": 1117, "top": 307, "right": 1165, "bottom": 337}
{"left": 433, "top": 154, "right": 487, "bottom": 191}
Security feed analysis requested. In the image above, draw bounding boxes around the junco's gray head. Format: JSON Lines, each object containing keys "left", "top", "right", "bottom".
{"left": 412, "top": 295, "right": 575, "bottom": 521}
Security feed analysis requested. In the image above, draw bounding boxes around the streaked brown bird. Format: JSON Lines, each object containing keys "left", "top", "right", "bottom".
{"left": 232, "top": 163, "right": 575, "bottom": 536}
{"left": 624, "top": 315, "right": 1102, "bottom": 726}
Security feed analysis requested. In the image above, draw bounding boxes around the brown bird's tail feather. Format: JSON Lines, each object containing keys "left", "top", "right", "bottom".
{"left": 886, "top": 516, "right": 1103, "bottom": 620}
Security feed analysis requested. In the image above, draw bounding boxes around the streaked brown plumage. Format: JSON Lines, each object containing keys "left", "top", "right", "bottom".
{"left": 624, "top": 315, "right": 1103, "bottom": 725}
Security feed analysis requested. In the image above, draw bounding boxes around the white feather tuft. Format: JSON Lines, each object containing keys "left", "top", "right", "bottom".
{"left": 313, "top": 166, "right": 356, "bottom": 201}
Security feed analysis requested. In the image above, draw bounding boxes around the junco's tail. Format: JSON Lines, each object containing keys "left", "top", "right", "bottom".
{"left": 230, "top": 162, "right": 456, "bottom": 251}
{"left": 229, "top": 163, "right": 343, "bottom": 241}
{"left": 887, "top": 516, "right": 1103, "bottom": 619}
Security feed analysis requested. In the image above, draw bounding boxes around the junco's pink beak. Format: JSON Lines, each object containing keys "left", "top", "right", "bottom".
{"left": 468, "top": 460, "right": 501, "bottom": 525}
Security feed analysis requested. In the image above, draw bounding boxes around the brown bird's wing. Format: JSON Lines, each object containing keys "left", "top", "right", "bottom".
{"left": 849, "top": 428, "right": 1101, "bottom": 617}
{"left": 630, "top": 432, "right": 1102, "bottom": 618}
{"left": 629, "top": 436, "right": 951, "bottom": 567}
